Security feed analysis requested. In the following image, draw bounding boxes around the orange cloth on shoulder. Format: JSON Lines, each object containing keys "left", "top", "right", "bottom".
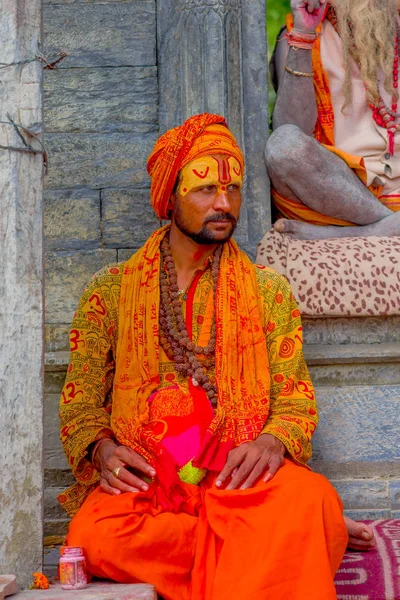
{"left": 147, "top": 113, "right": 244, "bottom": 219}
{"left": 111, "top": 225, "right": 275, "bottom": 510}
{"left": 273, "top": 14, "right": 400, "bottom": 226}
{"left": 67, "top": 460, "right": 347, "bottom": 600}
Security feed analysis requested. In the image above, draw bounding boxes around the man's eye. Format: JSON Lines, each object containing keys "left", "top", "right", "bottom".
{"left": 202, "top": 185, "right": 216, "bottom": 192}
{"left": 228, "top": 184, "right": 240, "bottom": 191}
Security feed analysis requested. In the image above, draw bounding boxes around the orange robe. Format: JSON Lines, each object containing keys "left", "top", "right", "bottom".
{"left": 60, "top": 231, "right": 346, "bottom": 597}
{"left": 67, "top": 460, "right": 347, "bottom": 600}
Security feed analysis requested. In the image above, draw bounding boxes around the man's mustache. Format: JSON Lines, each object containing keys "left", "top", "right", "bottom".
{"left": 204, "top": 213, "right": 237, "bottom": 224}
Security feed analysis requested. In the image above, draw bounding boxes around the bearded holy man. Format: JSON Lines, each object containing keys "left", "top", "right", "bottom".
{"left": 266, "top": 0, "right": 400, "bottom": 239}
{"left": 59, "top": 114, "right": 351, "bottom": 599}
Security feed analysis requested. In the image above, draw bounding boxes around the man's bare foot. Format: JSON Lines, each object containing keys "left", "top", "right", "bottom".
{"left": 274, "top": 211, "right": 400, "bottom": 240}
{"left": 344, "top": 516, "right": 375, "bottom": 551}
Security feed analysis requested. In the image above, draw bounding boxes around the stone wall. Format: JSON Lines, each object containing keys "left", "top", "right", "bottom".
{"left": 304, "top": 316, "right": 400, "bottom": 520}
{"left": 43, "top": 0, "right": 160, "bottom": 537}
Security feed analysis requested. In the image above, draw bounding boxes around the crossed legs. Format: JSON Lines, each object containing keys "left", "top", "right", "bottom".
{"left": 265, "top": 124, "right": 400, "bottom": 239}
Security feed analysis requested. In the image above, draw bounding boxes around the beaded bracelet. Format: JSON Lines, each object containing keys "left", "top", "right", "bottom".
{"left": 286, "top": 28, "right": 321, "bottom": 50}
{"left": 285, "top": 65, "right": 314, "bottom": 78}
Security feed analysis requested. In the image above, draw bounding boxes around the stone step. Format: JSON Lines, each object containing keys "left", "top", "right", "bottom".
{"left": 0, "top": 575, "right": 17, "bottom": 599}
{"left": 303, "top": 316, "right": 400, "bottom": 345}
{"left": 311, "top": 384, "right": 400, "bottom": 480}
{"left": 11, "top": 582, "right": 156, "bottom": 599}
{"left": 305, "top": 343, "right": 400, "bottom": 386}
{"left": 304, "top": 343, "right": 400, "bottom": 364}
{"left": 309, "top": 362, "right": 400, "bottom": 386}
{"left": 46, "top": 343, "right": 400, "bottom": 372}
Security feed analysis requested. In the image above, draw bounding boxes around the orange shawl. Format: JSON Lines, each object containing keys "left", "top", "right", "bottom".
{"left": 111, "top": 226, "right": 271, "bottom": 507}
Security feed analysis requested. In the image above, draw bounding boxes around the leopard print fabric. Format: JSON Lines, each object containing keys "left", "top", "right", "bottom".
{"left": 256, "top": 230, "right": 400, "bottom": 317}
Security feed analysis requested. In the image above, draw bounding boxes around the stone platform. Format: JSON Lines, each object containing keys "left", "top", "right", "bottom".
{"left": 8, "top": 582, "right": 156, "bottom": 600}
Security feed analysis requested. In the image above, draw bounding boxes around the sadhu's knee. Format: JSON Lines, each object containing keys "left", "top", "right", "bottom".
{"left": 265, "top": 124, "right": 312, "bottom": 177}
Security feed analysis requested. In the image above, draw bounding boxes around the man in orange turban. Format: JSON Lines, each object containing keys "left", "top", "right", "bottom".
{"left": 59, "top": 113, "right": 348, "bottom": 600}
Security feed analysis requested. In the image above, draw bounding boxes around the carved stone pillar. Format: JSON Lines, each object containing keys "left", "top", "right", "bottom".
{"left": 157, "top": 0, "right": 270, "bottom": 255}
{"left": 0, "top": 0, "right": 44, "bottom": 588}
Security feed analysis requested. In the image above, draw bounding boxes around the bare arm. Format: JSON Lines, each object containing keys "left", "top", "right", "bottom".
{"left": 272, "top": 37, "right": 317, "bottom": 134}
{"left": 272, "top": 0, "right": 327, "bottom": 135}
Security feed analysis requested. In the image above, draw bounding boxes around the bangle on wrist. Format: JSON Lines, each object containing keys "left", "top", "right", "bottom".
{"left": 286, "top": 28, "right": 321, "bottom": 50}
{"left": 285, "top": 65, "right": 314, "bottom": 78}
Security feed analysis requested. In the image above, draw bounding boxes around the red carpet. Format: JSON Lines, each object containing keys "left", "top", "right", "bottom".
{"left": 335, "top": 520, "right": 400, "bottom": 599}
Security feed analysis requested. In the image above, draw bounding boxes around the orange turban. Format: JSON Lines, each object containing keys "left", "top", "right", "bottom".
{"left": 147, "top": 113, "right": 245, "bottom": 219}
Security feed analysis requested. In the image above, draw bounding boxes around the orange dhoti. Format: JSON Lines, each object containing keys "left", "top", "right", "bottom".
{"left": 67, "top": 460, "right": 347, "bottom": 600}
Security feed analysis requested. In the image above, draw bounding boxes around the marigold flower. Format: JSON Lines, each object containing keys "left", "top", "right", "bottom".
{"left": 30, "top": 572, "right": 50, "bottom": 590}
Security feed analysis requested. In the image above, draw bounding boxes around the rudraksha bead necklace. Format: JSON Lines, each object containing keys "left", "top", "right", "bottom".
{"left": 159, "top": 234, "right": 222, "bottom": 406}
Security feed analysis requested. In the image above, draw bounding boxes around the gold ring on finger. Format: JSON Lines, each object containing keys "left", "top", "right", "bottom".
{"left": 112, "top": 466, "right": 122, "bottom": 479}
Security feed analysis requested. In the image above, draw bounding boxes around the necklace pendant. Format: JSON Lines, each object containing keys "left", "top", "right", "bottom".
{"left": 192, "top": 377, "right": 199, "bottom": 387}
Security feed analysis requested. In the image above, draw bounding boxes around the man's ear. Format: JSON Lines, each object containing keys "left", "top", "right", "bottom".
{"left": 169, "top": 192, "right": 176, "bottom": 209}
{"left": 167, "top": 192, "right": 175, "bottom": 219}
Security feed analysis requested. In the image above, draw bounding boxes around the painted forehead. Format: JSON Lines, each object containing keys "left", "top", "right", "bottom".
{"left": 178, "top": 155, "right": 243, "bottom": 195}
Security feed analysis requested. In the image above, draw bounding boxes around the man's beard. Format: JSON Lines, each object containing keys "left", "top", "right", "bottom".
{"left": 173, "top": 202, "right": 238, "bottom": 245}
{"left": 332, "top": 0, "right": 398, "bottom": 107}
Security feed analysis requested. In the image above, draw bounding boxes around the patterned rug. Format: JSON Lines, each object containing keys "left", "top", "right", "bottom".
{"left": 335, "top": 520, "right": 400, "bottom": 599}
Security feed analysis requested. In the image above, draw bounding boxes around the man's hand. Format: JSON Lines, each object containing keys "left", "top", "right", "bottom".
{"left": 291, "top": 0, "right": 327, "bottom": 33}
{"left": 215, "top": 434, "right": 285, "bottom": 491}
{"left": 93, "top": 439, "right": 156, "bottom": 496}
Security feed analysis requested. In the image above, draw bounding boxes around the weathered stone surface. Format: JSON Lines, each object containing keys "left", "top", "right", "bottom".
{"left": 45, "top": 325, "right": 70, "bottom": 352}
{"left": 44, "top": 488, "right": 68, "bottom": 522}
{"left": 118, "top": 248, "right": 136, "bottom": 263}
{"left": 390, "top": 481, "right": 400, "bottom": 509}
{"left": 305, "top": 343, "right": 400, "bottom": 365}
{"left": 303, "top": 316, "right": 400, "bottom": 345}
{"left": 45, "top": 249, "right": 117, "bottom": 323}
{"left": 45, "top": 394, "right": 68, "bottom": 470}
{"left": 0, "top": 0, "right": 44, "bottom": 588}
{"left": 45, "top": 67, "right": 158, "bottom": 134}
{"left": 102, "top": 188, "right": 160, "bottom": 248}
{"left": 44, "top": 2, "right": 156, "bottom": 68}
{"left": 45, "top": 469, "right": 75, "bottom": 489}
{"left": 45, "top": 133, "right": 156, "bottom": 190}
{"left": 157, "top": 0, "right": 270, "bottom": 257}
{"left": 45, "top": 371, "right": 66, "bottom": 396}
{"left": 0, "top": 575, "right": 17, "bottom": 599}
{"left": 44, "top": 0, "right": 131, "bottom": 3}
{"left": 344, "top": 509, "right": 392, "bottom": 520}
{"left": 311, "top": 385, "right": 400, "bottom": 478}
{"left": 45, "top": 352, "right": 70, "bottom": 373}
{"left": 44, "top": 520, "right": 69, "bottom": 539}
{"left": 308, "top": 363, "right": 400, "bottom": 387}
{"left": 45, "top": 189, "right": 100, "bottom": 250}
{"left": 331, "top": 480, "right": 389, "bottom": 510}
{"left": 13, "top": 582, "right": 157, "bottom": 599}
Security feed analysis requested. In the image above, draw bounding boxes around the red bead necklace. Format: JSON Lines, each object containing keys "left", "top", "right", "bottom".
{"left": 369, "top": 30, "right": 399, "bottom": 156}
{"left": 327, "top": 7, "right": 400, "bottom": 156}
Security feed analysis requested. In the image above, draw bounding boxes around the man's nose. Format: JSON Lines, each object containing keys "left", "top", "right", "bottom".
{"left": 213, "top": 190, "right": 231, "bottom": 211}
